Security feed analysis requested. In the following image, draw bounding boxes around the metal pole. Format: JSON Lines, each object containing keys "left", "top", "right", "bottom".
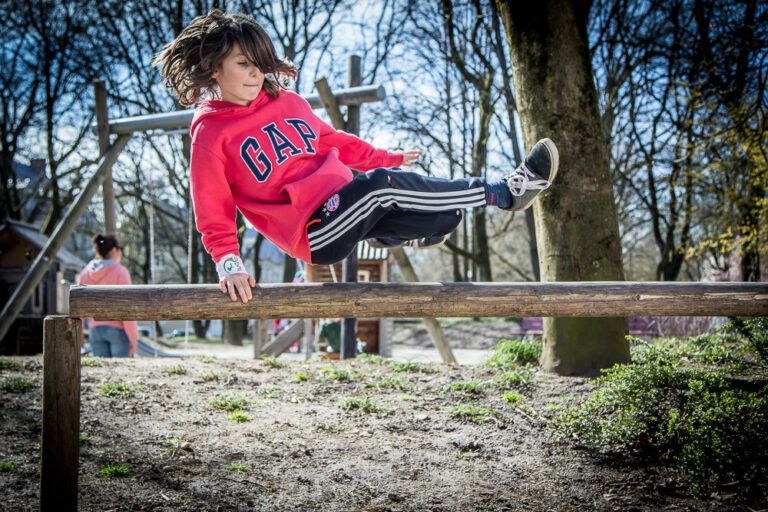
{"left": 340, "top": 55, "right": 362, "bottom": 360}
{"left": 91, "top": 85, "right": 386, "bottom": 135}
{"left": 94, "top": 79, "right": 117, "bottom": 234}
{"left": 0, "top": 135, "right": 130, "bottom": 342}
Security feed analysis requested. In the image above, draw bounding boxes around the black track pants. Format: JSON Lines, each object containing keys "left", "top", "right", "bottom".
{"left": 307, "top": 168, "right": 487, "bottom": 265}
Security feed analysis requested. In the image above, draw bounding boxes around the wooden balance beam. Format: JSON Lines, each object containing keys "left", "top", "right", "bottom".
{"left": 42, "top": 281, "right": 768, "bottom": 511}
{"left": 68, "top": 281, "right": 768, "bottom": 320}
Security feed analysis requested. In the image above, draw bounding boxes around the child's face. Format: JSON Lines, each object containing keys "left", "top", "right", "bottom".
{"left": 212, "top": 44, "right": 265, "bottom": 106}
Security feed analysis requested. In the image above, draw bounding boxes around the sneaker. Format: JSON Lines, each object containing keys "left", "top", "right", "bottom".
{"left": 503, "top": 138, "right": 559, "bottom": 210}
{"left": 405, "top": 235, "right": 447, "bottom": 249}
{"left": 366, "top": 235, "right": 447, "bottom": 250}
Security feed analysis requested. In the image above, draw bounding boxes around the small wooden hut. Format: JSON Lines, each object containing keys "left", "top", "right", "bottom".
{"left": 305, "top": 242, "right": 393, "bottom": 356}
{"left": 0, "top": 219, "right": 85, "bottom": 354}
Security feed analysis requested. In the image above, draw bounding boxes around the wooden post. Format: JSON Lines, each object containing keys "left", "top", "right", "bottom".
{"left": 341, "top": 55, "right": 363, "bottom": 360}
{"left": 94, "top": 79, "right": 116, "bottom": 234}
{"left": 253, "top": 319, "right": 267, "bottom": 358}
{"left": 41, "top": 316, "right": 81, "bottom": 512}
{"left": 391, "top": 247, "right": 457, "bottom": 363}
{"left": 303, "top": 319, "right": 313, "bottom": 360}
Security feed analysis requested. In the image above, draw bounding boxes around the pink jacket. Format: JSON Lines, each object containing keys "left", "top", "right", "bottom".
{"left": 78, "top": 259, "right": 138, "bottom": 346}
{"left": 190, "top": 89, "right": 403, "bottom": 264}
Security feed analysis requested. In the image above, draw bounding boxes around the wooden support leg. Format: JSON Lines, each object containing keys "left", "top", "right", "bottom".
{"left": 41, "top": 316, "right": 81, "bottom": 512}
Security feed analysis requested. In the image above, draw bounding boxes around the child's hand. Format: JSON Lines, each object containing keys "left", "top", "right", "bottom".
{"left": 220, "top": 273, "right": 256, "bottom": 303}
{"left": 398, "top": 150, "right": 422, "bottom": 167}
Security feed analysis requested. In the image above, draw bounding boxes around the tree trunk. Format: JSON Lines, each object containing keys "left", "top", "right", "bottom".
{"left": 495, "top": 0, "right": 630, "bottom": 375}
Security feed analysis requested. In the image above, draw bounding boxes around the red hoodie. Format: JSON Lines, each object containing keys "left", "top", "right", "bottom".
{"left": 78, "top": 259, "right": 138, "bottom": 349}
{"left": 190, "top": 89, "right": 403, "bottom": 264}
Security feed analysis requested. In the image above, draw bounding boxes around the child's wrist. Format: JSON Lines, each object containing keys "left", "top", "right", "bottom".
{"left": 215, "top": 254, "right": 246, "bottom": 281}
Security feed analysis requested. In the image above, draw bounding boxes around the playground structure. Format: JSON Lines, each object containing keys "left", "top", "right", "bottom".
{"left": 42, "top": 280, "right": 768, "bottom": 511}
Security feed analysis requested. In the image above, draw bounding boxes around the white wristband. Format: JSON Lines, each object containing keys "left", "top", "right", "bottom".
{"left": 215, "top": 254, "right": 246, "bottom": 281}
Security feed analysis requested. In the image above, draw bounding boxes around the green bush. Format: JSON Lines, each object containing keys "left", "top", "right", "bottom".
{"left": 482, "top": 338, "right": 541, "bottom": 370}
{"left": 729, "top": 316, "right": 768, "bottom": 363}
{"left": 556, "top": 343, "right": 768, "bottom": 494}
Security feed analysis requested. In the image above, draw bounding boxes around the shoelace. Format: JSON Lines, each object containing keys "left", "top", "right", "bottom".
{"left": 506, "top": 163, "right": 552, "bottom": 197}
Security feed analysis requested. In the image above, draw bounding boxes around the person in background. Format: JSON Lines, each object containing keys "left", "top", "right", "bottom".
{"left": 315, "top": 318, "right": 341, "bottom": 354}
{"left": 78, "top": 233, "right": 138, "bottom": 357}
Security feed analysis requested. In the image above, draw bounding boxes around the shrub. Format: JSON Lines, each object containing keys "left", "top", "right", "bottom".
{"left": 556, "top": 342, "right": 768, "bottom": 494}
{"left": 729, "top": 317, "right": 768, "bottom": 363}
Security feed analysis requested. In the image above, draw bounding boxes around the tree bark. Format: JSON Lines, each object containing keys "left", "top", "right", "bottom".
{"left": 495, "top": 0, "right": 630, "bottom": 375}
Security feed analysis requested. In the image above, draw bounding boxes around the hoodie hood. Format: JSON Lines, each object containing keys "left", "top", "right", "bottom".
{"left": 191, "top": 89, "right": 272, "bottom": 137}
{"left": 79, "top": 258, "right": 129, "bottom": 286}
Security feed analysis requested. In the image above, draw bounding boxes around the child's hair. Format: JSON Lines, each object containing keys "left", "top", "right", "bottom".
{"left": 92, "top": 233, "right": 122, "bottom": 259}
{"left": 153, "top": 9, "right": 297, "bottom": 106}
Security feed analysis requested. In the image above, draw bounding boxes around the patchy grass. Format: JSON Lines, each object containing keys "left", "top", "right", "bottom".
{"left": 198, "top": 369, "right": 226, "bottom": 382}
{"left": 260, "top": 355, "right": 288, "bottom": 368}
{"left": 355, "top": 354, "right": 390, "bottom": 365}
{"left": 482, "top": 338, "right": 541, "bottom": 370}
{"left": 226, "top": 463, "right": 251, "bottom": 472}
{"left": 100, "top": 464, "right": 130, "bottom": 477}
{"left": 443, "top": 380, "right": 487, "bottom": 394}
{"left": 80, "top": 434, "right": 91, "bottom": 444}
{"left": 294, "top": 373, "right": 309, "bottom": 382}
{"left": 0, "top": 359, "right": 22, "bottom": 371}
{"left": 162, "top": 364, "right": 187, "bottom": 375}
{"left": 1, "top": 377, "right": 36, "bottom": 392}
{"left": 0, "top": 463, "right": 14, "bottom": 472}
{"left": 448, "top": 403, "right": 498, "bottom": 422}
{"left": 389, "top": 361, "right": 435, "bottom": 374}
{"left": 228, "top": 409, "right": 253, "bottom": 422}
{"left": 209, "top": 393, "right": 251, "bottom": 412}
{"left": 100, "top": 381, "right": 137, "bottom": 398}
{"left": 502, "top": 391, "right": 524, "bottom": 404}
{"left": 194, "top": 355, "right": 217, "bottom": 363}
{"left": 338, "top": 395, "right": 383, "bottom": 414}
{"left": 81, "top": 357, "right": 102, "bottom": 367}
{"left": 319, "top": 367, "right": 357, "bottom": 382}
{"left": 492, "top": 366, "right": 533, "bottom": 387}
{"left": 366, "top": 373, "right": 410, "bottom": 391}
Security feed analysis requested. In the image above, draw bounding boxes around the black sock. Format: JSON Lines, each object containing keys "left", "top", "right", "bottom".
{"left": 485, "top": 180, "right": 512, "bottom": 209}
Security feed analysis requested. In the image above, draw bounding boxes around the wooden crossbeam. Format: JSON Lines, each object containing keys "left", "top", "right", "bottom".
{"left": 69, "top": 282, "right": 768, "bottom": 321}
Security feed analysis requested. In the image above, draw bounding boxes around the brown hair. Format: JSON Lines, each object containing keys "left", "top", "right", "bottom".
{"left": 92, "top": 233, "right": 122, "bottom": 259}
{"left": 152, "top": 9, "right": 297, "bottom": 106}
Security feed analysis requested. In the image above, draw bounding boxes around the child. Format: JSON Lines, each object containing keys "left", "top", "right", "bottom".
{"left": 153, "top": 9, "right": 558, "bottom": 304}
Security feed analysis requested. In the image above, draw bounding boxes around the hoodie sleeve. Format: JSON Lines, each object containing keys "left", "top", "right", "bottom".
{"left": 314, "top": 115, "right": 403, "bottom": 170}
{"left": 190, "top": 143, "right": 241, "bottom": 263}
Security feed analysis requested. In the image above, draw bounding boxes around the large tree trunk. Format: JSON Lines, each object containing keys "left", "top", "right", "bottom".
{"left": 495, "top": 0, "right": 629, "bottom": 375}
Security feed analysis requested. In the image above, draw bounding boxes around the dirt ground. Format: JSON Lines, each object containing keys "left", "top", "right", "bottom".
{"left": 1, "top": 320, "right": 763, "bottom": 511}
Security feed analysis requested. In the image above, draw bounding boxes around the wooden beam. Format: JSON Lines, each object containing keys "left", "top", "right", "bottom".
{"left": 69, "top": 282, "right": 768, "bottom": 321}
{"left": 41, "top": 316, "right": 80, "bottom": 512}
